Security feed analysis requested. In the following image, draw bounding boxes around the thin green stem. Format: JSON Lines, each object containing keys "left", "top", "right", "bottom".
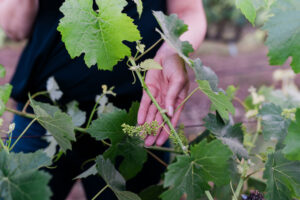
{"left": 234, "top": 97, "right": 249, "bottom": 110}
{"left": 10, "top": 118, "right": 38, "bottom": 151}
{"left": 247, "top": 117, "right": 262, "bottom": 153}
{"left": 175, "top": 87, "right": 199, "bottom": 113}
{"left": 86, "top": 94, "right": 105, "bottom": 129}
{"left": 205, "top": 190, "right": 214, "bottom": 200}
{"left": 92, "top": 185, "right": 109, "bottom": 200}
{"left": 129, "top": 58, "right": 188, "bottom": 155}
{"left": 146, "top": 149, "right": 168, "bottom": 167}
{"left": 135, "top": 38, "right": 163, "bottom": 62}
{"left": 232, "top": 177, "right": 244, "bottom": 200}
{"left": 6, "top": 107, "right": 35, "bottom": 119}
{"left": 232, "top": 117, "right": 262, "bottom": 200}
{"left": 0, "top": 138, "right": 9, "bottom": 154}
{"left": 145, "top": 145, "right": 182, "bottom": 154}
{"left": 74, "top": 127, "right": 87, "bottom": 133}
{"left": 22, "top": 91, "right": 48, "bottom": 113}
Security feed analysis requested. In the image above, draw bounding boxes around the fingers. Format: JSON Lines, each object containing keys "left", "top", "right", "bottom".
{"left": 138, "top": 87, "right": 157, "bottom": 125}
{"left": 145, "top": 111, "right": 163, "bottom": 146}
{"left": 156, "top": 98, "right": 186, "bottom": 146}
{"left": 165, "top": 79, "right": 186, "bottom": 117}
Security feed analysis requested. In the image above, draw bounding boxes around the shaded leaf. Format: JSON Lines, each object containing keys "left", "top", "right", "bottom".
{"left": 193, "top": 58, "right": 219, "bottom": 92}
{"left": 263, "top": 0, "right": 300, "bottom": 73}
{"left": 30, "top": 99, "right": 76, "bottom": 153}
{"left": 283, "top": 109, "right": 300, "bottom": 160}
{"left": 75, "top": 164, "right": 97, "bottom": 179}
{"left": 161, "top": 140, "right": 232, "bottom": 200}
{"left": 139, "top": 185, "right": 165, "bottom": 200}
{"left": 58, "top": 0, "right": 141, "bottom": 70}
{"left": 263, "top": 151, "right": 300, "bottom": 200}
{"left": 46, "top": 76, "right": 63, "bottom": 102}
{"left": 259, "top": 103, "right": 290, "bottom": 142}
{"left": 204, "top": 113, "right": 248, "bottom": 158}
{"left": 0, "top": 151, "right": 52, "bottom": 200}
{"left": 104, "top": 137, "right": 147, "bottom": 180}
{"left": 66, "top": 100, "right": 86, "bottom": 126}
{"left": 153, "top": 11, "right": 194, "bottom": 63}
{"left": 96, "top": 156, "right": 141, "bottom": 200}
{"left": 88, "top": 102, "right": 146, "bottom": 179}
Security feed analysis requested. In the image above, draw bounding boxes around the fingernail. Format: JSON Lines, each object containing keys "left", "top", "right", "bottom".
{"left": 168, "top": 106, "right": 174, "bottom": 117}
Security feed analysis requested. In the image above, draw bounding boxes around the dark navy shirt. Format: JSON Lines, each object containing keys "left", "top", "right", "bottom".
{"left": 11, "top": 0, "right": 166, "bottom": 111}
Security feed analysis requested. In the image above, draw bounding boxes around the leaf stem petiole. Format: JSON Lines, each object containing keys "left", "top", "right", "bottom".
{"left": 92, "top": 184, "right": 109, "bottom": 200}
{"left": 9, "top": 118, "right": 38, "bottom": 151}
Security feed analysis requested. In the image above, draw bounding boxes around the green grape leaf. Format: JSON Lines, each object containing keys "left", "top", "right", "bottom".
{"left": 259, "top": 103, "right": 290, "bottom": 142}
{"left": 263, "top": 0, "right": 300, "bottom": 73}
{"left": 30, "top": 99, "right": 76, "bottom": 153}
{"left": 87, "top": 109, "right": 129, "bottom": 143}
{"left": 132, "top": 0, "right": 143, "bottom": 18}
{"left": 235, "top": 0, "right": 256, "bottom": 25}
{"left": 212, "top": 158, "right": 240, "bottom": 200}
{"left": 0, "top": 84, "right": 12, "bottom": 104}
{"left": 104, "top": 136, "right": 147, "bottom": 180}
{"left": 153, "top": 11, "right": 194, "bottom": 63}
{"left": 193, "top": 58, "right": 219, "bottom": 92}
{"left": 96, "top": 156, "right": 141, "bottom": 200}
{"left": 58, "top": 0, "right": 141, "bottom": 70}
{"left": 263, "top": 151, "right": 300, "bottom": 200}
{"left": 204, "top": 113, "right": 248, "bottom": 158}
{"left": 139, "top": 59, "right": 162, "bottom": 70}
{"left": 75, "top": 164, "right": 97, "bottom": 179}
{"left": 0, "top": 151, "right": 52, "bottom": 200}
{"left": 139, "top": 185, "right": 166, "bottom": 200}
{"left": 283, "top": 109, "right": 300, "bottom": 161}
{"left": 115, "top": 191, "right": 142, "bottom": 200}
{"left": 197, "top": 80, "right": 235, "bottom": 120}
{"left": 161, "top": 140, "right": 232, "bottom": 200}
{"left": 258, "top": 86, "right": 300, "bottom": 109}
{"left": 88, "top": 102, "right": 146, "bottom": 180}
{"left": 0, "top": 84, "right": 13, "bottom": 116}
{"left": 66, "top": 100, "right": 86, "bottom": 127}
{"left": 0, "top": 64, "right": 6, "bottom": 78}
{"left": 192, "top": 59, "right": 235, "bottom": 120}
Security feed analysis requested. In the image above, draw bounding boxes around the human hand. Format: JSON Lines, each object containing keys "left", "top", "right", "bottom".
{"left": 137, "top": 44, "right": 189, "bottom": 146}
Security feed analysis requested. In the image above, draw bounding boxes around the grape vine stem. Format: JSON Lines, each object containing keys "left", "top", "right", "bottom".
{"left": 9, "top": 118, "right": 38, "bottom": 151}
{"left": 92, "top": 184, "right": 109, "bottom": 200}
{"left": 232, "top": 117, "right": 262, "bottom": 200}
{"left": 129, "top": 58, "right": 188, "bottom": 155}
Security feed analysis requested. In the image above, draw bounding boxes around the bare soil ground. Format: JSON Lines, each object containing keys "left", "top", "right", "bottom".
{"left": 0, "top": 36, "right": 291, "bottom": 199}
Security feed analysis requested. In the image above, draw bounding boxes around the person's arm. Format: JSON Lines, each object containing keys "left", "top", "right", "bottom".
{"left": 0, "top": 0, "right": 39, "bottom": 40}
{"left": 138, "top": 0, "right": 207, "bottom": 146}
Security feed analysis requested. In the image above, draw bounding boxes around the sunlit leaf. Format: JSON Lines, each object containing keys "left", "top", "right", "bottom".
{"left": 58, "top": 0, "right": 141, "bottom": 70}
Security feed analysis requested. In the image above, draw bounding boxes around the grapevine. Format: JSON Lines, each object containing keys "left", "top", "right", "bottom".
{"left": 1, "top": 0, "right": 300, "bottom": 200}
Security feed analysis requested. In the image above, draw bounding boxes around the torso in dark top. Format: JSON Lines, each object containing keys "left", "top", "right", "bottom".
{"left": 11, "top": 0, "right": 166, "bottom": 111}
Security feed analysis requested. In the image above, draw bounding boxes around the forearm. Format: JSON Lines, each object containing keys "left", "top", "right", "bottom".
{"left": 0, "top": 0, "right": 39, "bottom": 40}
{"left": 165, "top": 0, "right": 207, "bottom": 51}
